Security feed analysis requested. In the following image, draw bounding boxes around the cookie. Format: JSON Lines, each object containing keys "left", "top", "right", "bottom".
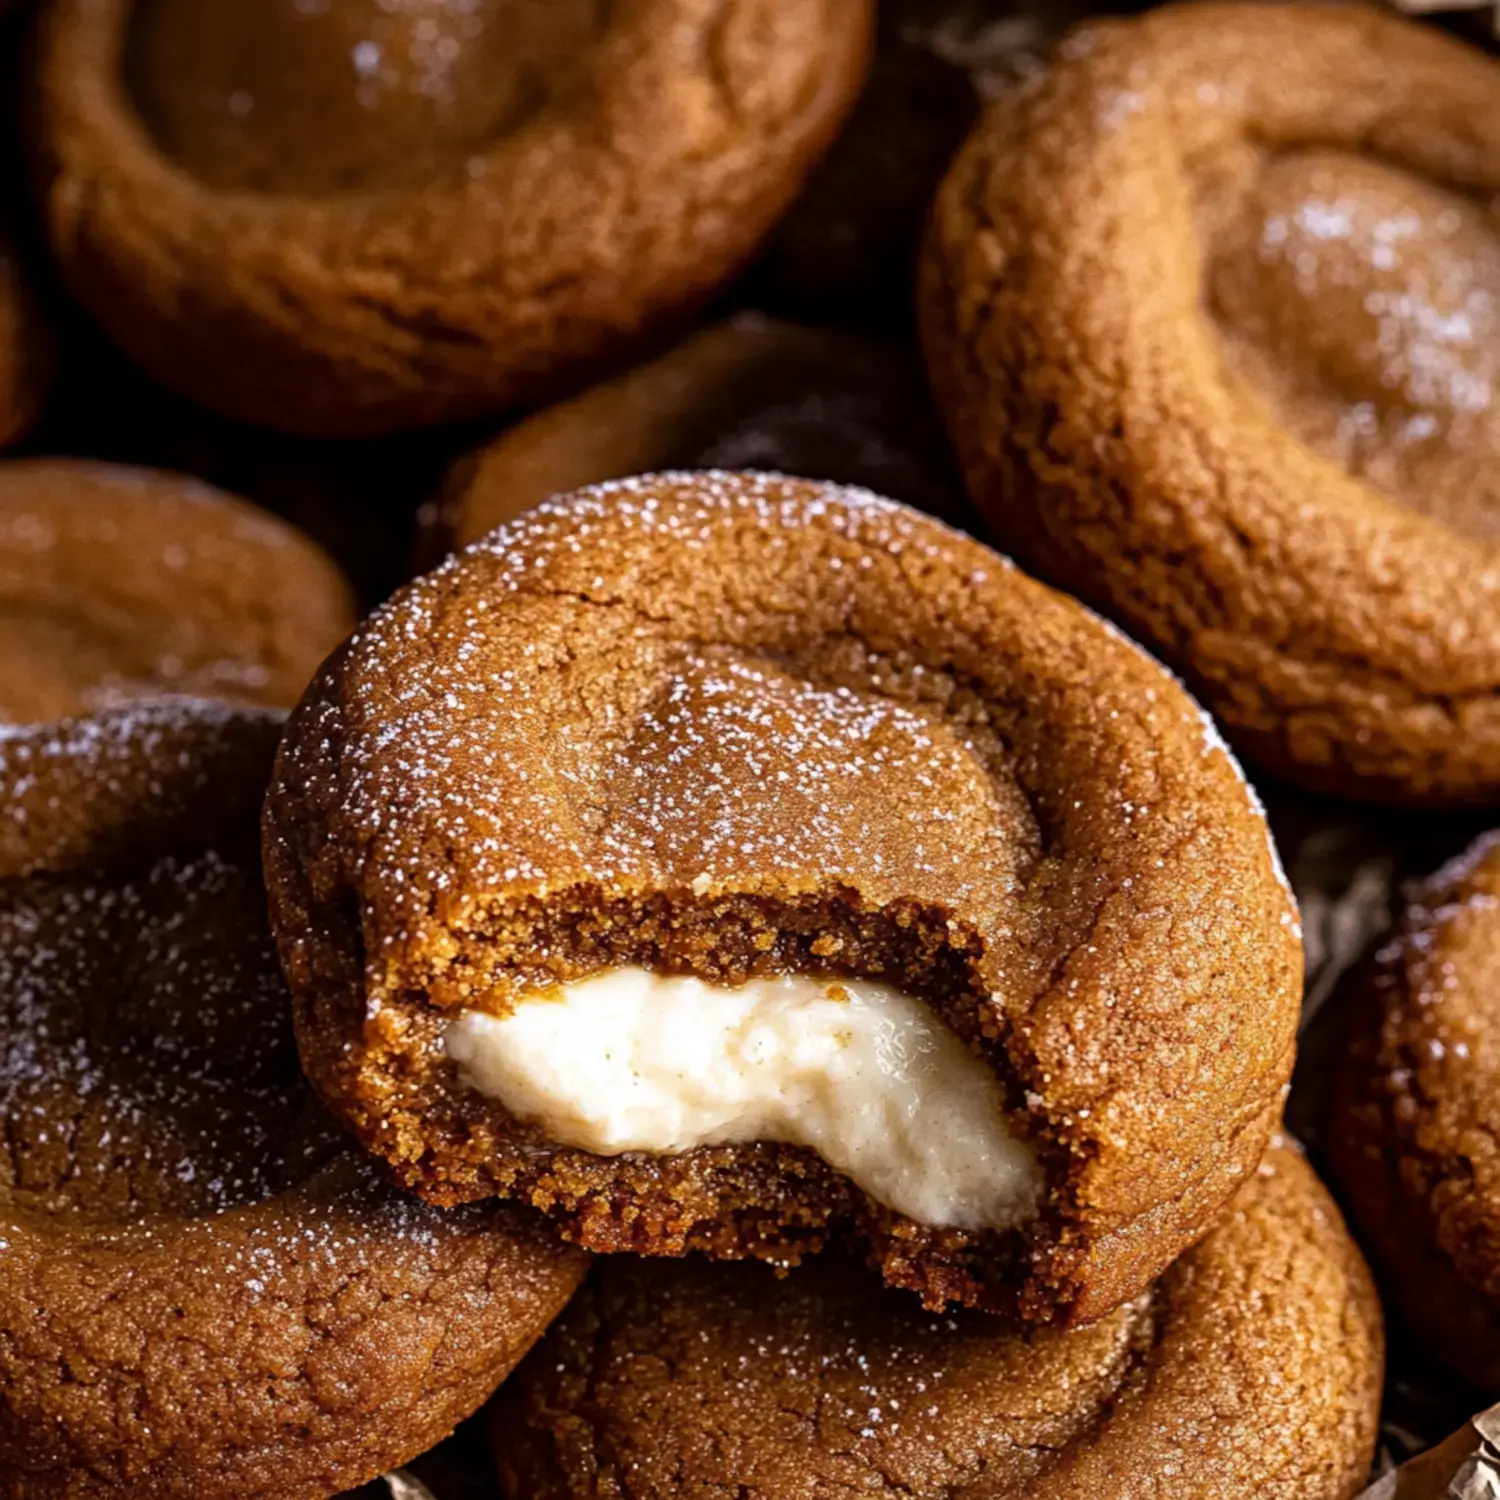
{"left": 0, "top": 229, "right": 54, "bottom": 450}
{"left": 31, "top": 0, "right": 872, "bottom": 437}
{"left": 0, "top": 458, "right": 355, "bottom": 723}
{"left": 430, "top": 315, "right": 974, "bottom": 558}
{"left": 264, "top": 471, "right": 1301, "bottom": 1326}
{"left": 491, "top": 1143, "right": 1382, "bottom": 1500}
{"left": 921, "top": 1, "right": 1500, "bottom": 806}
{"left": 1326, "top": 830, "right": 1500, "bottom": 1389}
{"left": 0, "top": 698, "right": 588, "bottom": 1499}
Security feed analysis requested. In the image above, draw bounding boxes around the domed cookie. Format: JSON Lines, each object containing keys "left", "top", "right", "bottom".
{"left": 0, "top": 699, "right": 588, "bottom": 1499}
{"left": 921, "top": 2, "right": 1500, "bottom": 806}
{"left": 0, "top": 227, "right": 54, "bottom": 449}
{"left": 1326, "top": 830, "right": 1500, "bottom": 1389}
{"left": 32, "top": 0, "right": 873, "bottom": 438}
{"left": 429, "top": 315, "right": 974, "bottom": 558}
{"left": 264, "top": 472, "right": 1302, "bottom": 1325}
{"left": 491, "top": 1143, "right": 1382, "bottom": 1500}
{"left": 0, "top": 458, "right": 355, "bottom": 723}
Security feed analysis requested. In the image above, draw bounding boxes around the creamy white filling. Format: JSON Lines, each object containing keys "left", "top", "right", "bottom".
{"left": 442, "top": 968, "right": 1040, "bottom": 1232}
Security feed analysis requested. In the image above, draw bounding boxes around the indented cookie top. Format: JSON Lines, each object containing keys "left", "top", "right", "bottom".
{"left": 125, "top": 0, "right": 604, "bottom": 196}
{"left": 34, "top": 0, "right": 873, "bottom": 435}
{"left": 266, "top": 472, "right": 1301, "bottom": 1324}
{"left": 1209, "top": 146, "right": 1500, "bottom": 539}
{"left": 0, "top": 697, "right": 587, "bottom": 1498}
{"left": 491, "top": 1144, "right": 1382, "bottom": 1500}
{"left": 278, "top": 472, "right": 1289, "bottom": 999}
{"left": 0, "top": 459, "right": 355, "bottom": 723}
{"left": 921, "top": 1, "right": 1500, "bottom": 804}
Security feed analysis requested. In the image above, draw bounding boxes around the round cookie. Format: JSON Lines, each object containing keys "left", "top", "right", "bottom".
{"left": 0, "top": 229, "right": 54, "bottom": 450}
{"left": 0, "top": 458, "right": 355, "bottom": 722}
{"left": 0, "top": 698, "right": 588, "bottom": 1499}
{"left": 264, "top": 472, "right": 1302, "bottom": 1327}
{"left": 31, "top": 0, "right": 873, "bottom": 438}
{"left": 921, "top": 1, "right": 1500, "bottom": 807}
{"left": 429, "top": 315, "right": 974, "bottom": 558}
{"left": 1326, "top": 829, "right": 1500, "bottom": 1389}
{"left": 491, "top": 1143, "right": 1382, "bottom": 1500}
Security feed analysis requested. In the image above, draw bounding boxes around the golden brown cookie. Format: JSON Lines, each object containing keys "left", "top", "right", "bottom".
{"left": 0, "top": 698, "right": 588, "bottom": 1499}
{"left": 1327, "top": 830, "right": 1500, "bottom": 1389}
{"left": 264, "top": 472, "right": 1301, "bottom": 1327}
{"left": 0, "top": 458, "right": 355, "bottom": 723}
{"left": 921, "top": 2, "right": 1500, "bottom": 807}
{"left": 31, "top": 0, "right": 872, "bottom": 437}
{"left": 491, "top": 1143, "right": 1382, "bottom": 1500}
{"left": 429, "top": 315, "right": 974, "bottom": 558}
{"left": 0, "top": 228, "right": 54, "bottom": 450}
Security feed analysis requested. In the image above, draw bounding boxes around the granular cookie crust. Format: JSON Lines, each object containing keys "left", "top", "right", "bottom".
{"left": 0, "top": 458, "right": 355, "bottom": 722}
{"left": 0, "top": 700, "right": 587, "bottom": 1499}
{"left": 1327, "top": 829, "right": 1500, "bottom": 1389}
{"left": 921, "top": 1, "right": 1500, "bottom": 805}
{"left": 491, "top": 1143, "right": 1383, "bottom": 1500}
{"left": 31, "top": 0, "right": 873, "bottom": 437}
{"left": 265, "top": 471, "right": 1301, "bottom": 1326}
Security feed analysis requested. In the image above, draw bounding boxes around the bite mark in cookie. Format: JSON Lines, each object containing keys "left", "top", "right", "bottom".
{"left": 265, "top": 472, "right": 1301, "bottom": 1326}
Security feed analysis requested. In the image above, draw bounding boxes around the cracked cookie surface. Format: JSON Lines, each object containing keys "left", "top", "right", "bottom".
{"left": 32, "top": 0, "right": 872, "bottom": 436}
{"left": 0, "top": 699, "right": 587, "bottom": 1499}
{"left": 265, "top": 470, "right": 1300, "bottom": 1327}
{"left": 1327, "top": 828, "right": 1500, "bottom": 1389}
{"left": 490, "top": 1143, "right": 1382, "bottom": 1500}
{"left": 921, "top": 1, "right": 1500, "bottom": 805}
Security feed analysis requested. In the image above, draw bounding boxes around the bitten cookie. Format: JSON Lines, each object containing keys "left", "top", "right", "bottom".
{"left": 0, "top": 699, "right": 588, "bottom": 1499}
{"left": 921, "top": 1, "right": 1500, "bottom": 806}
{"left": 31, "top": 0, "right": 872, "bottom": 437}
{"left": 264, "top": 472, "right": 1301, "bottom": 1326}
{"left": 429, "top": 315, "right": 972, "bottom": 557}
{"left": 492, "top": 1143, "right": 1382, "bottom": 1500}
{"left": 1327, "top": 829, "right": 1500, "bottom": 1389}
{"left": 0, "top": 458, "right": 355, "bottom": 722}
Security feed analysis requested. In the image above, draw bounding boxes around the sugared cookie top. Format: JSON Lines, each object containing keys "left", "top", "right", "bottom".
{"left": 435, "top": 315, "right": 973, "bottom": 555}
{"left": 0, "top": 459, "right": 354, "bottom": 722}
{"left": 0, "top": 699, "right": 586, "bottom": 1499}
{"left": 921, "top": 1, "right": 1500, "bottom": 805}
{"left": 33, "top": 0, "right": 872, "bottom": 436}
{"left": 492, "top": 1144, "right": 1382, "bottom": 1500}
{"left": 1328, "top": 829, "right": 1500, "bottom": 1390}
{"left": 266, "top": 472, "right": 1300, "bottom": 1327}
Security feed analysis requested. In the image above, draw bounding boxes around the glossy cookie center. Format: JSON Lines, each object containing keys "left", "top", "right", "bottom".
{"left": 125, "top": 0, "right": 606, "bottom": 194}
{"left": 445, "top": 970, "right": 1041, "bottom": 1231}
{"left": 0, "top": 851, "right": 337, "bottom": 1226}
{"left": 1208, "top": 148, "right": 1500, "bottom": 538}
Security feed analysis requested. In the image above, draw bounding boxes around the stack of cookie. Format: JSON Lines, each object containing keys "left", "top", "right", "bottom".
{"left": 5, "top": 2, "right": 1500, "bottom": 1497}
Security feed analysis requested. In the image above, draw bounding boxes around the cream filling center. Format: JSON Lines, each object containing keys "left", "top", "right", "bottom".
{"left": 442, "top": 968, "right": 1040, "bottom": 1232}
